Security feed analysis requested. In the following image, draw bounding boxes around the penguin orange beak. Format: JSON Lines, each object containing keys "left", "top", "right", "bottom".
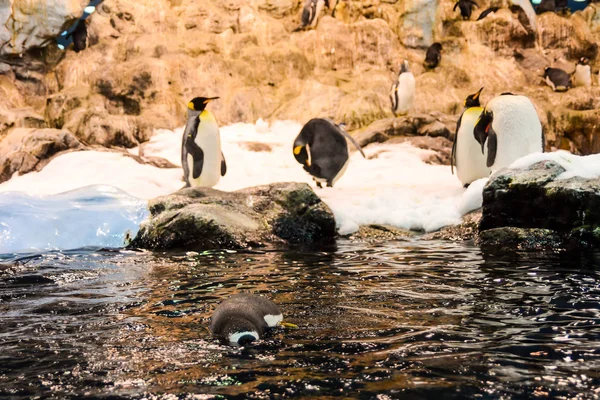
{"left": 473, "top": 87, "right": 484, "bottom": 100}
{"left": 203, "top": 97, "right": 220, "bottom": 104}
{"left": 293, "top": 145, "right": 303, "bottom": 155}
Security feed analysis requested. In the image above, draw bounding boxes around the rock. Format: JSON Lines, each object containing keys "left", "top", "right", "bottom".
{"left": 422, "top": 209, "right": 482, "bottom": 241}
{"left": 0, "top": 107, "right": 45, "bottom": 133}
{"left": 129, "top": 182, "right": 337, "bottom": 250}
{"left": 0, "top": 128, "right": 83, "bottom": 183}
{"left": 477, "top": 227, "right": 567, "bottom": 251}
{"left": 345, "top": 224, "right": 415, "bottom": 242}
{"left": 0, "top": 0, "right": 89, "bottom": 55}
{"left": 478, "top": 160, "right": 600, "bottom": 249}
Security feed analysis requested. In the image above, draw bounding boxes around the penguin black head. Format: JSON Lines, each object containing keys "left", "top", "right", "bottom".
{"left": 214, "top": 316, "right": 261, "bottom": 346}
{"left": 473, "top": 109, "right": 494, "bottom": 153}
{"left": 188, "top": 97, "right": 219, "bottom": 112}
{"left": 399, "top": 60, "right": 411, "bottom": 74}
{"left": 578, "top": 57, "right": 589, "bottom": 66}
{"left": 293, "top": 138, "right": 312, "bottom": 168}
{"left": 464, "top": 87, "right": 484, "bottom": 108}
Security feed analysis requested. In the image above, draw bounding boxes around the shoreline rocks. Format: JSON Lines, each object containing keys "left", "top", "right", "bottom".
{"left": 129, "top": 182, "right": 337, "bottom": 251}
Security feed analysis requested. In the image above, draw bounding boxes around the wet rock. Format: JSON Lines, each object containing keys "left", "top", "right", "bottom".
{"left": 0, "top": 128, "right": 83, "bottom": 183}
{"left": 345, "top": 224, "right": 415, "bottom": 242}
{"left": 129, "top": 182, "right": 337, "bottom": 251}
{"left": 477, "top": 227, "right": 567, "bottom": 251}
{"left": 478, "top": 160, "right": 600, "bottom": 250}
{"left": 423, "top": 209, "right": 482, "bottom": 241}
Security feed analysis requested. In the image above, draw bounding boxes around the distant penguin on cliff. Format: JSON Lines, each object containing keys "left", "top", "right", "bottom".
{"left": 295, "top": 0, "right": 330, "bottom": 31}
{"left": 210, "top": 294, "right": 294, "bottom": 345}
{"left": 390, "top": 60, "right": 416, "bottom": 116}
{"left": 572, "top": 57, "right": 592, "bottom": 88}
{"left": 476, "top": 7, "right": 500, "bottom": 20}
{"left": 181, "top": 97, "right": 226, "bottom": 188}
{"left": 424, "top": 43, "right": 442, "bottom": 69}
{"left": 454, "top": 0, "right": 479, "bottom": 20}
{"left": 293, "top": 118, "right": 366, "bottom": 188}
{"left": 72, "top": 20, "right": 88, "bottom": 52}
{"left": 473, "top": 93, "right": 544, "bottom": 172}
{"left": 509, "top": 0, "right": 537, "bottom": 35}
{"left": 451, "top": 87, "right": 490, "bottom": 187}
{"left": 543, "top": 67, "right": 571, "bottom": 92}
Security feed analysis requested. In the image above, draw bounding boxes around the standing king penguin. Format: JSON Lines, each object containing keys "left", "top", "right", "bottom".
{"left": 390, "top": 60, "right": 416, "bottom": 116}
{"left": 451, "top": 87, "right": 490, "bottom": 187}
{"left": 573, "top": 57, "right": 591, "bottom": 88}
{"left": 181, "top": 97, "right": 226, "bottom": 188}
{"left": 473, "top": 93, "right": 543, "bottom": 172}
{"left": 293, "top": 118, "right": 366, "bottom": 188}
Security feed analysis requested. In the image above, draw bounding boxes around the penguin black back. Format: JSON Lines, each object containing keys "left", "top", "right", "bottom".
{"left": 293, "top": 118, "right": 365, "bottom": 188}
{"left": 209, "top": 293, "right": 283, "bottom": 345}
{"left": 72, "top": 21, "right": 88, "bottom": 52}
{"left": 543, "top": 67, "right": 571, "bottom": 92}
{"left": 424, "top": 42, "right": 442, "bottom": 69}
{"left": 454, "top": 0, "right": 479, "bottom": 19}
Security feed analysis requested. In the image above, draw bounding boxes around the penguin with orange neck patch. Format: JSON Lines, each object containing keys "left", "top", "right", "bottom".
{"left": 181, "top": 97, "right": 226, "bottom": 188}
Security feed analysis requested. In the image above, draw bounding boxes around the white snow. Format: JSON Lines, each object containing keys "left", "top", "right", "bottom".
{"left": 0, "top": 118, "right": 496, "bottom": 253}
{"left": 509, "top": 151, "right": 600, "bottom": 180}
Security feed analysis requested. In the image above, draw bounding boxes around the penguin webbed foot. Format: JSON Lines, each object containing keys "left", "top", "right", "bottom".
{"left": 327, "top": 182, "right": 333, "bottom": 188}
{"left": 316, "top": 182, "right": 323, "bottom": 188}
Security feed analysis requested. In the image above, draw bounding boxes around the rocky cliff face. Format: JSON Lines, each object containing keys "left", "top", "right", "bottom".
{"left": 0, "top": 0, "right": 599, "bottom": 183}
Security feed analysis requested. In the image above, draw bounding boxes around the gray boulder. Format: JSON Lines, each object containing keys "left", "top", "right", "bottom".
{"left": 478, "top": 160, "right": 600, "bottom": 250}
{"left": 129, "top": 182, "right": 337, "bottom": 251}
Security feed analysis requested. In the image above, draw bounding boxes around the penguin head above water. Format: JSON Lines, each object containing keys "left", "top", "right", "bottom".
{"left": 464, "top": 87, "right": 484, "bottom": 108}
{"left": 214, "top": 316, "right": 261, "bottom": 346}
{"left": 473, "top": 109, "right": 494, "bottom": 153}
{"left": 188, "top": 97, "right": 219, "bottom": 114}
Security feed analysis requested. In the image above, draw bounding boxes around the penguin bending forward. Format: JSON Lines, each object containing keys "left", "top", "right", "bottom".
{"left": 543, "top": 67, "right": 571, "bottom": 92}
{"left": 181, "top": 97, "right": 226, "bottom": 188}
{"left": 390, "top": 60, "right": 416, "bottom": 116}
{"left": 451, "top": 87, "right": 490, "bottom": 187}
{"left": 473, "top": 93, "right": 543, "bottom": 172}
{"left": 210, "top": 293, "right": 293, "bottom": 345}
{"left": 454, "top": 0, "right": 479, "bottom": 19}
{"left": 293, "top": 118, "right": 366, "bottom": 188}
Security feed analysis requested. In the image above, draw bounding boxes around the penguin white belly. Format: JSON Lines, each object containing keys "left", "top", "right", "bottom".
{"left": 456, "top": 107, "right": 490, "bottom": 185}
{"left": 485, "top": 99, "right": 543, "bottom": 172}
{"left": 331, "top": 156, "right": 350, "bottom": 186}
{"left": 187, "top": 114, "right": 222, "bottom": 188}
{"left": 395, "top": 73, "right": 415, "bottom": 115}
{"left": 573, "top": 65, "right": 591, "bottom": 88}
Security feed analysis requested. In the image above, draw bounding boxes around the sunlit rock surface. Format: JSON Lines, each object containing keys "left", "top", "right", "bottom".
{"left": 130, "top": 182, "right": 337, "bottom": 250}
{"left": 478, "top": 160, "right": 600, "bottom": 250}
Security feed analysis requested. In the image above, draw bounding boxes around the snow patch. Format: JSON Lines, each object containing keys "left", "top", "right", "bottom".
{"left": 509, "top": 151, "right": 600, "bottom": 180}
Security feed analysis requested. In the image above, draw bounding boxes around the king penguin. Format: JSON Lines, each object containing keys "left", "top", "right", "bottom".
{"left": 181, "top": 97, "right": 226, "bottom": 188}
{"left": 390, "top": 60, "right": 416, "bottom": 116}
{"left": 543, "top": 67, "right": 571, "bottom": 92}
{"left": 473, "top": 93, "right": 544, "bottom": 172}
{"left": 293, "top": 118, "right": 366, "bottom": 188}
{"left": 209, "top": 293, "right": 292, "bottom": 345}
{"left": 451, "top": 87, "right": 490, "bottom": 187}
{"left": 572, "top": 57, "right": 591, "bottom": 88}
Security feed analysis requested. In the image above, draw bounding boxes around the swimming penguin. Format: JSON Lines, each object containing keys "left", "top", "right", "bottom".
{"left": 209, "top": 293, "right": 293, "bottom": 345}
{"left": 454, "top": 0, "right": 479, "bottom": 20}
{"left": 473, "top": 93, "right": 543, "bottom": 172}
{"left": 424, "top": 42, "right": 442, "bottom": 69}
{"left": 296, "top": 0, "right": 329, "bottom": 30}
{"left": 477, "top": 6, "right": 500, "bottom": 20}
{"left": 572, "top": 57, "right": 591, "bottom": 88}
{"left": 293, "top": 118, "right": 366, "bottom": 188}
{"left": 390, "top": 60, "right": 416, "bottom": 116}
{"left": 451, "top": 87, "right": 490, "bottom": 187}
{"left": 181, "top": 97, "right": 226, "bottom": 188}
{"left": 543, "top": 67, "right": 571, "bottom": 92}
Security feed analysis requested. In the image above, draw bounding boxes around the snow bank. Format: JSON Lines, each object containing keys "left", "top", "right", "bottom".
{"left": 509, "top": 151, "right": 600, "bottom": 180}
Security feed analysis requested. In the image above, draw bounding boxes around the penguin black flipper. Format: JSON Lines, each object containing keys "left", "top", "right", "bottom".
{"left": 339, "top": 129, "right": 366, "bottom": 158}
{"left": 453, "top": 1, "right": 460, "bottom": 12}
{"left": 477, "top": 6, "right": 499, "bottom": 20}
{"left": 451, "top": 113, "right": 464, "bottom": 175}
{"left": 186, "top": 139, "right": 204, "bottom": 180}
{"left": 485, "top": 126, "right": 498, "bottom": 168}
{"left": 221, "top": 152, "right": 227, "bottom": 176}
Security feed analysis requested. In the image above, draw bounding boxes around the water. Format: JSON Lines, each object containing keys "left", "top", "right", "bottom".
{"left": 1, "top": 241, "right": 599, "bottom": 398}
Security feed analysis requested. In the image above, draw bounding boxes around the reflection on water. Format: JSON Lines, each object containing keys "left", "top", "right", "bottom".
{"left": 0, "top": 241, "right": 599, "bottom": 398}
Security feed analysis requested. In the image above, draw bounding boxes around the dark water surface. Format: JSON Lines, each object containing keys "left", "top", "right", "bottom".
{"left": 1, "top": 241, "right": 599, "bottom": 399}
